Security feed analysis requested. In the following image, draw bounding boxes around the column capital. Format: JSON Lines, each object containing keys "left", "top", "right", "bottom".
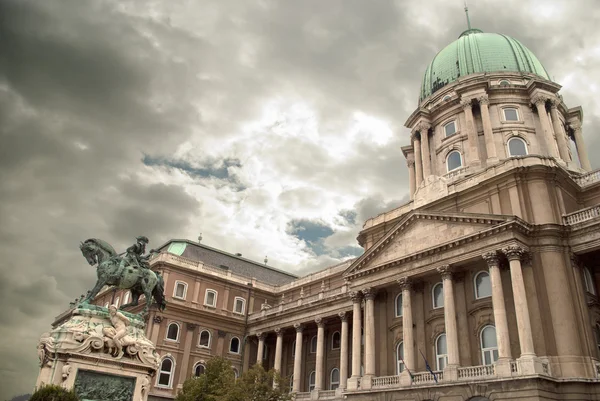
{"left": 460, "top": 97, "right": 473, "bottom": 109}
{"left": 477, "top": 94, "right": 489, "bottom": 105}
{"left": 549, "top": 98, "right": 560, "bottom": 109}
{"left": 361, "top": 287, "right": 376, "bottom": 300}
{"left": 569, "top": 120, "right": 582, "bottom": 132}
{"left": 415, "top": 121, "right": 431, "bottom": 133}
{"left": 274, "top": 328, "right": 284, "bottom": 337}
{"left": 569, "top": 252, "right": 581, "bottom": 269}
{"left": 338, "top": 311, "right": 348, "bottom": 322}
{"left": 502, "top": 245, "right": 526, "bottom": 261}
{"left": 397, "top": 276, "right": 412, "bottom": 291}
{"left": 437, "top": 264, "right": 453, "bottom": 279}
{"left": 218, "top": 329, "right": 227, "bottom": 338}
{"left": 531, "top": 94, "right": 549, "bottom": 107}
{"left": 256, "top": 332, "right": 266, "bottom": 341}
{"left": 293, "top": 323, "right": 304, "bottom": 333}
{"left": 482, "top": 251, "right": 500, "bottom": 268}
{"left": 186, "top": 322, "right": 198, "bottom": 331}
{"left": 349, "top": 290, "right": 363, "bottom": 303}
{"left": 315, "top": 317, "right": 325, "bottom": 328}
{"left": 407, "top": 159, "right": 415, "bottom": 168}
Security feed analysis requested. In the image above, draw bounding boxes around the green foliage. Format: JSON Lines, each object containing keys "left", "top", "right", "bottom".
{"left": 176, "top": 358, "right": 292, "bottom": 401}
{"left": 29, "top": 385, "right": 80, "bottom": 401}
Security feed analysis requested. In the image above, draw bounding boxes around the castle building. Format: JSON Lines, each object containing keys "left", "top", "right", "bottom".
{"left": 86, "top": 24, "right": 600, "bottom": 401}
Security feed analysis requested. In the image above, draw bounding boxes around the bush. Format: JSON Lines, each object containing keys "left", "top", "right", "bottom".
{"left": 29, "top": 385, "right": 79, "bottom": 401}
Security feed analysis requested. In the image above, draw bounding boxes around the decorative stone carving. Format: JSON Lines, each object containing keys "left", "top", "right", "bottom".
{"left": 280, "top": 293, "right": 286, "bottom": 305}
{"left": 407, "top": 159, "right": 415, "bottom": 168}
{"left": 415, "top": 121, "right": 432, "bottom": 133}
{"left": 338, "top": 311, "right": 347, "bottom": 322}
{"left": 531, "top": 94, "right": 549, "bottom": 106}
{"left": 37, "top": 335, "right": 54, "bottom": 367}
{"left": 218, "top": 330, "right": 227, "bottom": 338}
{"left": 502, "top": 245, "right": 526, "bottom": 261}
{"left": 361, "top": 287, "right": 376, "bottom": 300}
{"left": 257, "top": 332, "right": 266, "bottom": 340}
{"left": 437, "top": 264, "right": 453, "bottom": 279}
{"left": 141, "top": 375, "right": 151, "bottom": 399}
{"left": 349, "top": 291, "right": 362, "bottom": 303}
{"left": 460, "top": 98, "right": 473, "bottom": 109}
{"left": 61, "top": 363, "right": 72, "bottom": 382}
{"left": 482, "top": 251, "right": 500, "bottom": 267}
{"left": 186, "top": 322, "right": 197, "bottom": 331}
{"left": 397, "top": 277, "right": 412, "bottom": 291}
{"left": 315, "top": 317, "right": 324, "bottom": 327}
{"left": 153, "top": 316, "right": 163, "bottom": 324}
{"left": 294, "top": 323, "right": 304, "bottom": 333}
{"left": 570, "top": 252, "right": 581, "bottom": 269}
{"left": 569, "top": 120, "right": 582, "bottom": 132}
{"left": 274, "top": 327, "right": 283, "bottom": 336}
{"left": 478, "top": 94, "right": 489, "bottom": 105}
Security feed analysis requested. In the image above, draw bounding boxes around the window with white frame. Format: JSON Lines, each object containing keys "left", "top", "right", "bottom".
{"left": 503, "top": 107, "right": 519, "bottom": 121}
{"left": 308, "top": 371, "right": 316, "bottom": 392}
{"left": 499, "top": 79, "right": 510, "bottom": 86}
{"left": 443, "top": 95, "right": 451, "bottom": 102}
{"left": 474, "top": 271, "right": 492, "bottom": 299}
{"left": 198, "top": 330, "right": 211, "bottom": 348}
{"left": 230, "top": 337, "right": 240, "bottom": 354}
{"left": 205, "top": 289, "right": 217, "bottom": 307}
{"left": 233, "top": 297, "right": 246, "bottom": 314}
{"left": 584, "top": 267, "right": 596, "bottom": 295}
{"left": 157, "top": 357, "right": 175, "bottom": 388}
{"left": 331, "top": 331, "right": 341, "bottom": 350}
{"left": 395, "top": 293, "right": 403, "bottom": 317}
{"left": 435, "top": 334, "right": 448, "bottom": 371}
{"left": 444, "top": 121, "right": 457, "bottom": 137}
{"left": 174, "top": 281, "right": 187, "bottom": 300}
{"left": 507, "top": 137, "right": 528, "bottom": 157}
{"left": 446, "top": 150, "right": 462, "bottom": 172}
{"left": 432, "top": 282, "right": 444, "bottom": 308}
{"left": 194, "top": 362, "right": 205, "bottom": 376}
{"left": 396, "top": 342, "right": 405, "bottom": 374}
{"left": 123, "top": 291, "right": 130, "bottom": 305}
{"left": 166, "top": 322, "right": 180, "bottom": 341}
{"left": 330, "top": 368, "right": 340, "bottom": 390}
{"left": 310, "top": 335, "right": 317, "bottom": 353}
{"left": 480, "top": 325, "right": 499, "bottom": 365}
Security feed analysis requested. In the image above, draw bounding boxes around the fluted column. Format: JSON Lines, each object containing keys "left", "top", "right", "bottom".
{"left": 532, "top": 95, "right": 559, "bottom": 159}
{"left": 407, "top": 160, "right": 416, "bottom": 199}
{"left": 478, "top": 95, "right": 497, "bottom": 161}
{"left": 570, "top": 121, "right": 592, "bottom": 171}
{"left": 363, "top": 288, "right": 377, "bottom": 376}
{"left": 315, "top": 318, "right": 325, "bottom": 391}
{"left": 437, "top": 265, "right": 460, "bottom": 366}
{"left": 482, "top": 252, "right": 511, "bottom": 360}
{"left": 417, "top": 121, "right": 432, "bottom": 177}
{"left": 397, "top": 277, "right": 414, "bottom": 371}
{"left": 549, "top": 99, "right": 570, "bottom": 161}
{"left": 461, "top": 97, "right": 480, "bottom": 164}
{"left": 274, "top": 328, "right": 283, "bottom": 373}
{"left": 413, "top": 133, "right": 424, "bottom": 188}
{"left": 350, "top": 291, "right": 362, "bottom": 382}
{"left": 502, "top": 245, "right": 535, "bottom": 357}
{"left": 292, "top": 324, "right": 304, "bottom": 392}
{"left": 339, "top": 312, "right": 349, "bottom": 390}
{"left": 256, "top": 332, "right": 266, "bottom": 366}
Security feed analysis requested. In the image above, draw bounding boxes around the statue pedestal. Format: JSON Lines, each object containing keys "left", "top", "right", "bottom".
{"left": 36, "top": 304, "right": 159, "bottom": 401}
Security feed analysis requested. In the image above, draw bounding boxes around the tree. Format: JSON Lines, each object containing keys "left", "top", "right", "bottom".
{"left": 29, "top": 385, "right": 79, "bottom": 401}
{"left": 176, "top": 357, "right": 235, "bottom": 401}
{"left": 226, "top": 364, "right": 292, "bottom": 401}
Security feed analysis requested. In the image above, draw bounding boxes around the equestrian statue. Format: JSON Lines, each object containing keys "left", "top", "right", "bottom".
{"left": 79, "top": 236, "right": 167, "bottom": 315}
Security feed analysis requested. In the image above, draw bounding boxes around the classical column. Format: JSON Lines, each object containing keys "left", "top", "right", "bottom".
{"left": 256, "top": 332, "right": 266, "bottom": 366}
{"left": 570, "top": 120, "right": 592, "bottom": 171}
{"left": 350, "top": 291, "right": 363, "bottom": 383}
{"left": 532, "top": 95, "right": 559, "bottom": 159}
{"left": 502, "top": 245, "right": 535, "bottom": 357}
{"left": 292, "top": 324, "right": 304, "bottom": 392}
{"left": 339, "top": 312, "right": 349, "bottom": 390}
{"left": 437, "top": 265, "right": 460, "bottom": 366}
{"left": 407, "top": 160, "right": 416, "bottom": 199}
{"left": 478, "top": 94, "right": 497, "bottom": 161}
{"left": 178, "top": 323, "right": 196, "bottom": 384}
{"left": 413, "top": 133, "right": 424, "bottom": 188}
{"left": 397, "top": 277, "right": 414, "bottom": 372}
{"left": 418, "top": 122, "right": 432, "bottom": 177}
{"left": 461, "top": 97, "right": 480, "bottom": 164}
{"left": 362, "top": 287, "right": 376, "bottom": 376}
{"left": 315, "top": 318, "right": 325, "bottom": 391}
{"left": 274, "top": 328, "right": 283, "bottom": 373}
{"left": 482, "top": 252, "right": 511, "bottom": 360}
{"left": 549, "top": 99, "right": 570, "bottom": 161}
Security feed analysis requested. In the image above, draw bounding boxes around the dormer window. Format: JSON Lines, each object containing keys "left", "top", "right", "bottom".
{"left": 446, "top": 150, "right": 463, "bottom": 172}
{"left": 499, "top": 80, "right": 510, "bottom": 86}
{"left": 503, "top": 108, "right": 519, "bottom": 121}
{"left": 444, "top": 121, "right": 457, "bottom": 137}
{"left": 443, "top": 95, "right": 451, "bottom": 102}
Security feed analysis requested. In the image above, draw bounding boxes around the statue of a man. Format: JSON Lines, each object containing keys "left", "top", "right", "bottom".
{"left": 107, "top": 305, "right": 130, "bottom": 353}
{"left": 120, "top": 236, "right": 151, "bottom": 270}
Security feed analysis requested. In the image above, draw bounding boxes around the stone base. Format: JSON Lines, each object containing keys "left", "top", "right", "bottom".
{"left": 35, "top": 304, "right": 159, "bottom": 401}
{"left": 347, "top": 376, "right": 359, "bottom": 390}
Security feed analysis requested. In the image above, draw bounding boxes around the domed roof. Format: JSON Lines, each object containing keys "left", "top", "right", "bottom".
{"left": 420, "top": 29, "right": 551, "bottom": 101}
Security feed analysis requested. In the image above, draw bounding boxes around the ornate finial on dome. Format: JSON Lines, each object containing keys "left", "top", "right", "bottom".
{"left": 464, "top": 1, "right": 472, "bottom": 30}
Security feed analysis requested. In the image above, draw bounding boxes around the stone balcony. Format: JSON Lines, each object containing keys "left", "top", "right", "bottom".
{"left": 574, "top": 169, "right": 600, "bottom": 187}
{"left": 563, "top": 205, "right": 600, "bottom": 226}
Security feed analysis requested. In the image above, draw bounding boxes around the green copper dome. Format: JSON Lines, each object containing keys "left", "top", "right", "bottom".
{"left": 420, "top": 29, "right": 551, "bottom": 101}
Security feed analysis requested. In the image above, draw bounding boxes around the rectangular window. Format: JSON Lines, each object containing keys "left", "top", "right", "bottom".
{"left": 205, "top": 290, "right": 217, "bottom": 307}
{"left": 504, "top": 108, "right": 519, "bottom": 121}
{"left": 234, "top": 298, "right": 245, "bottom": 314}
{"left": 444, "top": 121, "right": 456, "bottom": 137}
{"left": 174, "top": 282, "right": 186, "bottom": 299}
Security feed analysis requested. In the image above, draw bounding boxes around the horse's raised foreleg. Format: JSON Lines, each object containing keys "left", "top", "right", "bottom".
{"left": 82, "top": 278, "right": 106, "bottom": 304}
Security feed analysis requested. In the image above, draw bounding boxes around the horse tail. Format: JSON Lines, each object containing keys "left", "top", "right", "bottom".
{"left": 152, "top": 271, "right": 167, "bottom": 311}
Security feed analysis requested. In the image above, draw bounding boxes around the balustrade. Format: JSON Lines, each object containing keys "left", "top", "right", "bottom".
{"left": 412, "top": 371, "right": 443, "bottom": 385}
{"left": 574, "top": 169, "right": 600, "bottom": 186}
{"left": 372, "top": 375, "right": 400, "bottom": 388}
{"left": 457, "top": 365, "right": 495, "bottom": 379}
{"left": 563, "top": 205, "right": 600, "bottom": 225}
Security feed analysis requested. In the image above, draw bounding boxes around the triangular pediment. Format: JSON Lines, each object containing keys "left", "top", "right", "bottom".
{"left": 345, "top": 211, "right": 510, "bottom": 277}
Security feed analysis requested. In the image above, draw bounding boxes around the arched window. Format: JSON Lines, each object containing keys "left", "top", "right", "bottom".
{"left": 432, "top": 282, "right": 444, "bottom": 308}
{"left": 193, "top": 362, "right": 205, "bottom": 376}
{"left": 446, "top": 151, "right": 462, "bottom": 172}
{"left": 204, "top": 289, "right": 218, "bottom": 307}
{"left": 114, "top": 297, "right": 120, "bottom": 308}
{"left": 123, "top": 291, "right": 130, "bottom": 305}
{"left": 230, "top": 337, "right": 240, "bottom": 354}
{"left": 584, "top": 267, "right": 596, "bottom": 295}
{"left": 396, "top": 342, "right": 405, "bottom": 374}
{"left": 330, "top": 368, "right": 340, "bottom": 390}
{"left": 174, "top": 281, "right": 188, "bottom": 300}
{"left": 444, "top": 121, "right": 457, "bottom": 137}
{"left": 395, "top": 293, "right": 403, "bottom": 317}
{"left": 474, "top": 271, "right": 492, "bottom": 299}
{"left": 595, "top": 324, "right": 600, "bottom": 355}
{"left": 480, "top": 325, "right": 499, "bottom": 365}
{"left": 507, "top": 137, "right": 528, "bottom": 157}
{"left": 198, "top": 330, "right": 211, "bottom": 348}
{"left": 233, "top": 297, "right": 246, "bottom": 314}
{"left": 289, "top": 374, "right": 294, "bottom": 392}
{"left": 443, "top": 95, "right": 452, "bottom": 102}
{"left": 157, "top": 357, "right": 175, "bottom": 388}
{"left": 332, "top": 331, "right": 341, "bottom": 350}
{"left": 308, "top": 371, "right": 316, "bottom": 392}
{"left": 503, "top": 107, "right": 519, "bottom": 121}
{"left": 499, "top": 79, "right": 510, "bottom": 86}
{"left": 310, "top": 336, "right": 317, "bottom": 353}
{"left": 291, "top": 340, "right": 296, "bottom": 357}
{"left": 166, "top": 322, "right": 180, "bottom": 341}
{"left": 435, "top": 334, "right": 448, "bottom": 371}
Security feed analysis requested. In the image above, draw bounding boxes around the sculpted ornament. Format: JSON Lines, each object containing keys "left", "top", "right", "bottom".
{"left": 478, "top": 94, "right": 489, "bottom": 105}
{"left": 569, "top": 120, "right": 582, "bottom": 132}
{"left": 349, "top": 291, "right": 362, "bottom": 303}
{"left": 141, "top": 376, "right": 151, "bottom": 399}
{"left": 294, "top": 323, "right": 304, "bottom": 333}
{"left": 531, "top": 94, "right": 549, "bottom": 107}
{"left": 361, "top": 287, "right": 376, "bottom": 300}
{"left": 482, "top": 251, "right": 500, "bottom": 267}
{"left": 460, "top": 98, "right": 473, "bottom": 109}
{"left": 397, "top": 277, "right": 412, "bottom": 291}
{"left": 338, "top": 311, "right": 347, "bottom": 322}
{"left": 437, "top": 264, "right": 453, "bottom": 279}
{"left": 502, "top": 245, "right": 526, "bottom": 261}
{"left": 416, "top": 121, "right": 432, "bottom": 134}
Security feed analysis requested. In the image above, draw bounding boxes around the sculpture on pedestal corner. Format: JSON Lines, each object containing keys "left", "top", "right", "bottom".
{"left": 79, "top": 236, "right": 167, "bottom": 315}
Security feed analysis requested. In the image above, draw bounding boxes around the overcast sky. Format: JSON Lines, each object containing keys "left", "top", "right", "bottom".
{"left": 1, "top": 0, "right": 599, "bottom": 398}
